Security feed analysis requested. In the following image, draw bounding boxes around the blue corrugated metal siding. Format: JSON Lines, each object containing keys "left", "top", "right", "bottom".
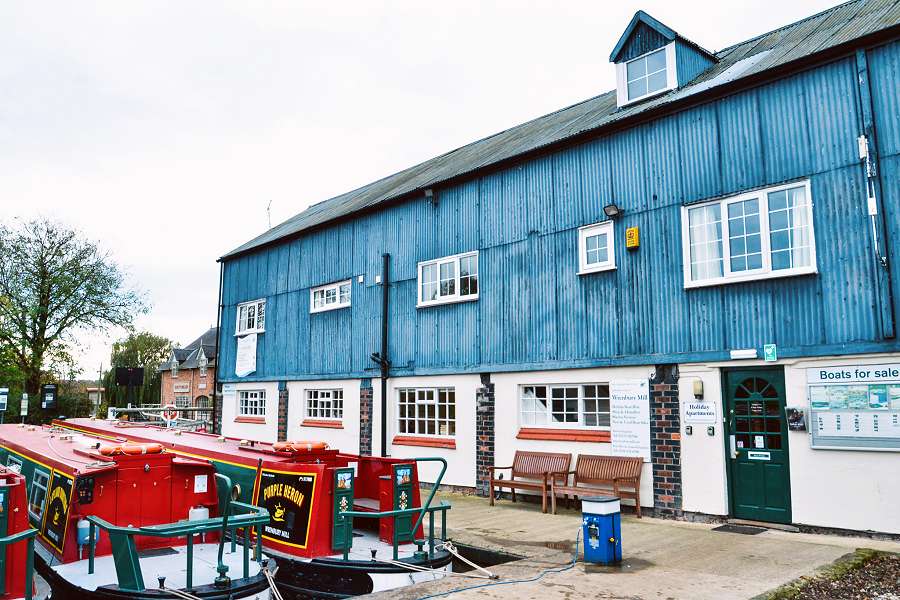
{"left": 675, "top": 41, "right": 715, "bottom": 86}
{"left": 618, "top": 21, "right": 669, "bottom": 62}
{"left": 218, "top": 38, "right": 900, "bottom": 383}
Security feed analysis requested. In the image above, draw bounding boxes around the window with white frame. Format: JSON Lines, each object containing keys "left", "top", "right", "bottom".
{"left": 238, "top": 390, "right": 266, "bottom": 417}
{"left": 682, "top": 181, "right": 815, "bottom": 288}
{"left": 175, "top": 395, "right": 191, "bottom": 408}
{"left": 397, "top": 388, "right": 456, "bottom": 436}
{"left": 578, "top": 221, "right": 616, "bottom": 274}
{"left": 6, "top": 455, "right": 22, "bottom": 474}
{"left": 171, "top": 356, "right": 178, "bottom": 378}
{"left": 418, "top": 252, "right": 478, "bottom": 307}
{"left": 28, "top": 468, "right": 50, "bottom": 521}
{"left": 617, "top": 44, "right": 676, "bottom": 106}
{"left": 310, "top": 280, "right": 351, "bottom": 313}
{"left": 519, "top": 384, "right": 611, "bottom": 428}
{"left": 198, "top": 351, "right": 208, "bottom": 377}
{"left": 236, "top": 299, "right": 266, "bottom": 335}
{"left": 305, "top": 389, "right": 344, "bottom": 420}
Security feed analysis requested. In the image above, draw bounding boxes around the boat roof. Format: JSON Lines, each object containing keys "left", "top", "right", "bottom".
{"left": 0, "top": 424, "right": 119, "bottom": 476}
{"left": 57, "top": 419, "right": 338, "bottom": 467}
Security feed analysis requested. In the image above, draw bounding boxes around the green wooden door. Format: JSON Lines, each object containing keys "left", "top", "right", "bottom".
{"left": 724, "top": 369, "right": 792, "bottom": 524}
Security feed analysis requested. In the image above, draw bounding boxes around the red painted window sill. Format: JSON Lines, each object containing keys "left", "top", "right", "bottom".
{"left": 392, "top": 435, "right": 456, "bottom": 449}
{"left": 234, "top": 416, "right": 266, "bottom": 424}
{"left": 516, "top": 428, "right": 611, "bottom": 443}
{"left": 301, "top": 419, "right": 343, "bottom": 429}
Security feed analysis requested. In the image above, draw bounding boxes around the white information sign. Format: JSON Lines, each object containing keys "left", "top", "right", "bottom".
{"left": 235, "top": 333, "right": 257, "bottom": 377}
{"left": 19, "top": 393, "right": 28, "bottom": 417}
{"left": 684, "top": 400, "right": 716, "bottom": 424}
{"left": 0, "top": 388, "right": 7, "bottom": 412}
{"left": 610, "top": 380, "right": 651, "bottom": 462}
{"left": 807, "top": 364, "right": 900, "bottom": 451}
{"left": 194, "top": 474, "right": 208, "bottom": 494}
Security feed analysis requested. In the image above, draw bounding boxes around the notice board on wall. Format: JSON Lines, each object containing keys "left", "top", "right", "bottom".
{"left": 807, "top": 364, "right": 900, "bottom": 451}
{"left": 610, "top": 380, "right": 651, "bottom": 462}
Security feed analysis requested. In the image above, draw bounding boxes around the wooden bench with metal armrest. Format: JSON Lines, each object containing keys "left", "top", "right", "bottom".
{"left": 549, "top": 453, "right": 643, "bottom": 517}
{"left": 489, "top": 450, "right": 572, "bottom": 513}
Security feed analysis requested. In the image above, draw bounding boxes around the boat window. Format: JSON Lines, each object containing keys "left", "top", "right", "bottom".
{"left": 6, "top": 455, "right": 22, "bottom": 473}
{"left": 28, "top": 469, "right": 50, "bottom": 521}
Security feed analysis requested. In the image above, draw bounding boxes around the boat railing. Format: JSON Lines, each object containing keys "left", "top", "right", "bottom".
{"left": 338, "top": 456, "right": 451, "bottom": 562}
{"left": 0, "top": 527, "right": 37, "bottom": 600}
{"left": 85, "top": 474, "right": 270, "bottom": 593}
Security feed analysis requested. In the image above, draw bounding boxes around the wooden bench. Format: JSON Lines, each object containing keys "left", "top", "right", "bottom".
{"left": 489, "top": 451, "right": 571, "bottom": 513}
{"left": 549, "top": 454, "right": 643, "bottom": 517}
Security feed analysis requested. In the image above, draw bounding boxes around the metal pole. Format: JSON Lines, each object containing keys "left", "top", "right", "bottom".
{"left": 186, "top": 534, "right": 193, "bottom": 589}
{"left": 213, "top": 262, "right": 224, "bottom": 433}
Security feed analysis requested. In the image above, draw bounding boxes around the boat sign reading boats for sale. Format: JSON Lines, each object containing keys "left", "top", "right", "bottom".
{"left": 808, "top": 364, "right": 900, "bottom": 383}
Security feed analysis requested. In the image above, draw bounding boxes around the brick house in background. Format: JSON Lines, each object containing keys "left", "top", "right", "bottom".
{"left": 160, "top": 327, "right": 217, "bottom": 427}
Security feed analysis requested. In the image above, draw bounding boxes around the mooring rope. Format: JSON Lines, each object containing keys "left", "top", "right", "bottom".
{"left": 343, "top": 541, "right": 497, "bottom": 580}
{"left": 160, "top": 586, "right": 202, "bottom": 600}
{"left": 262, "top": 565, "right": 285, "bottom": 600}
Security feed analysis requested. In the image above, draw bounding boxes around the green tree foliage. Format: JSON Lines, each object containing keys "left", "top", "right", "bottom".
{"left": 102, "top": 331, "right": 173, "bottom": 408}
{"left": 0, "top": 219, "right": 147, "bottom": 409}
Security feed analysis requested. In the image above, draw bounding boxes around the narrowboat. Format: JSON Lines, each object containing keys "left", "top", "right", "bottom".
{"left": 0, "top": 467, "right": 38, "bottom": 600}
{"left": 0, "top": 424, "right": 271, "bottom": 600}
{"left": 55, "top": 418, "right": 454, "bottom": 599}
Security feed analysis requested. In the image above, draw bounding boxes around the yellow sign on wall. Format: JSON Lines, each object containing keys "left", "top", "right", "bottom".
{"left": 626, "top": 226, "right": 640, "bottom": 249}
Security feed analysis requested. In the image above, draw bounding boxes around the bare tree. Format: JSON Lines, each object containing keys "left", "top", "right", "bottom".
{"left": 0, "top": 219, "right": 148, "bottom": 397}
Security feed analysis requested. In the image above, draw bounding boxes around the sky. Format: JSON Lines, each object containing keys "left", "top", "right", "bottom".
{"left": 0, "top": 0, "right": 841, "bottom": 377}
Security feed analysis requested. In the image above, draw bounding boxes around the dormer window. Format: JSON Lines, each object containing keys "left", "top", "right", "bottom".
{"left": 626, "top": 48, "right": 668, "bottom": 101}
{"left": 198, "top": 350, "right": 208, "bottom": 377}
{"left": 616, "top": 43, "right": 676, "bottom": 106}
{"left": 610, "top": 11, "right": 717, "bottom": 109}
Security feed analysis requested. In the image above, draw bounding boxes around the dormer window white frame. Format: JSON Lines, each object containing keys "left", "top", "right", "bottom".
{"left": 615, "top": 42, "right": 677, "bottom": 107}
{"left": 170, "top": 352, "right": 179, "bottom": 378}
{"left": 198, "top": 349, "right": 208, "bottom": 377}
{"left": 236, "top": 298, "right": 266, "bottom": 335}
{"left": 310, "top": 280, "right": 351, "bottom": 313}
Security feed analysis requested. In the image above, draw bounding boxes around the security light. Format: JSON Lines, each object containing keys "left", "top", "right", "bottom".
{"left": 603, "top": 203, "right": 622, "bottom": 218}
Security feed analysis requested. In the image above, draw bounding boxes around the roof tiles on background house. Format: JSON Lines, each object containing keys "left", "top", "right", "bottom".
{"left": 221, "top": 0, "right": 900, "bottom": 261}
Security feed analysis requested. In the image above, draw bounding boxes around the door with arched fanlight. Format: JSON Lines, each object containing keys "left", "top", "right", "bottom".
{"left": 724, "top": 368, "right": 792, "bottom": 524}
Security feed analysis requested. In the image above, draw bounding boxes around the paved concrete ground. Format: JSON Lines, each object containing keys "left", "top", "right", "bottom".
{"left": 371, "top": 492, "right": 900, "bottom": 600}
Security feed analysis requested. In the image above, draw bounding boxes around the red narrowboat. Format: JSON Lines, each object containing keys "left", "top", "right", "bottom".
{"left": 56, "top": 418, "right": 454, "bottom": 599}
{"left": 0, "top": 467, "right": 38, "bottom": 600}
{"left": 0, "top": 424, "right": 271, "bottom": 599}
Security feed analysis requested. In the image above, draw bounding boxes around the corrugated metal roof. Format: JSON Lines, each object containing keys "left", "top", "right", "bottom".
{"left": 222, "top": 0, "right": 900, "bottom": 261}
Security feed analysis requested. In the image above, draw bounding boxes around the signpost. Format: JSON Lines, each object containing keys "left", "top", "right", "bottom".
{"left": 0, "top": 388, "right": 7, "bottom": 424}
{"left": 20, "top": 393, "right": 28, "bottom": 422}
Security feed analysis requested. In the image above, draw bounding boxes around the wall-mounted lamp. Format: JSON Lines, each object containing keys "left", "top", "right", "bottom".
{"left": 693, "top": 379, "right": 704, "bottom": 399}
{"left": 603, "top": 203, "right": 623, "bottom": 219}
{"left": 425, "top": 188, "right": 437, "bottom": 206}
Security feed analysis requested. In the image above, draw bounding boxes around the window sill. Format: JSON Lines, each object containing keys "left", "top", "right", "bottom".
{"left": 392, "top": 435, "right": 456, "bottom": 449}
{"left": 516, "top": 428, "right": 611, "bottom": 443}
{"left": 301, "top": 419, "right": 343, "bottom": 429}
{"left": 417, "top": 295, "right": 479, "bottom": 309}
{"left": 234, "top": 330, "right": 265, "bottom": 337}
{"left": 683, "top": 266, "right": 818, "bottom": 289}
{"left": 578, "top": 264, "right": 616, "bottom": 276}
{"left": 310, "top": 304, "right": 351, "bottom": 314}
{"left": 234, "top": 416, "right": 266, "bottom": 424}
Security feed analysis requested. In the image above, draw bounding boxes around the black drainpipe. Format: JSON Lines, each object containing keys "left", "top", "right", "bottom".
{"left": 213, "top": 261, "right": 224, "bottom": 434}
{"left": 379, "top": 254, "right": 391, "bottom": 456}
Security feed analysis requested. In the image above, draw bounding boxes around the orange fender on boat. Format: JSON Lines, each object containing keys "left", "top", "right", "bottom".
{"left": 272, "top": 440, "right": 328, "bottom": 452}
{"left": 100, "top": 443, "right": 164, "bottom": 456}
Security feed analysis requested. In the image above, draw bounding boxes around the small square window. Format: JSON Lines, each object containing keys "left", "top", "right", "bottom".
{"left": 578, "top": 221, "right": 616, "bottom": 274}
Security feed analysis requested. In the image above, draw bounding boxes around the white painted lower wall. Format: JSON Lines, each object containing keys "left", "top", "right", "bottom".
{"left": 784, "top": 354, "right": 900, "bottom": 534}
{"left": 677, "top": 364, "right": 729, "bottom": 516}
{"left": 221, "top": 381, "right": 280, "bottom": 442}
{"left": 493, "top": 367, "right": 655, "bottom": 508}
{"left": 373, "top": 373, "right": 479, "bottom": 488}
{"left": 286, "top": 379, "right": 361, "bottom": 454}
{"left": 680, "top": 352, "right": 900, "bottom": 534}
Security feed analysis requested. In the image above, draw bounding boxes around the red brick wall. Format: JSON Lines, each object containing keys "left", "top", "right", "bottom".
{"left": 160, "top": 366, "right": 214, "bottom": 406}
